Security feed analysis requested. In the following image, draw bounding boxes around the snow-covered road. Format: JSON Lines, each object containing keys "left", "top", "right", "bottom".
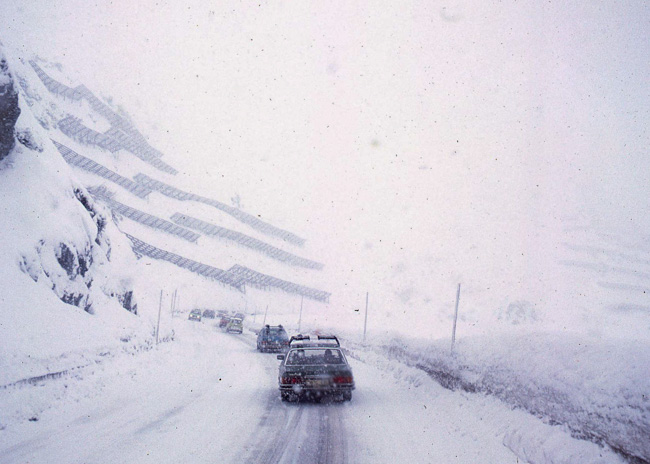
{"left": 0, "top": 321, "right": 623, "bottom": 464}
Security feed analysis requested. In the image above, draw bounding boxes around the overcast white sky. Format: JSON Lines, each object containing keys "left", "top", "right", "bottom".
{"left": 4, "top": 0, "right": 650, "bottom": 327}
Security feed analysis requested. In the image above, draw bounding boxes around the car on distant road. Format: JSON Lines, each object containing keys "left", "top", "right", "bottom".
{"left": 219, "top": 314, "right": 230, "bottom": 328}
{"left": 226, "top": 317, "right": 243, "bottom": 334}
{"left": 202, "top": 309, "right": 215, "bottom": 319}
{"left": 188, "top": 309, "right": 202, "bottom": 322}
{"left": 257, "top": 325, "right": 289, "bottom": 352}
{"left": 277, "top": 345, "right": 354, "bottom": 402}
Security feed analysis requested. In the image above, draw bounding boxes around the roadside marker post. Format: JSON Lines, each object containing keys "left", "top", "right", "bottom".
{"left": 262, "top": 305, "right": 269, "bottom": 327}
{"left": 451, "top": 283, "right": 461, "bottom": 354}
{"left": 363, "top": 292, "right": 369, "bottom": 343}
{"left": 170, "top": 288, "right": 177, "bottom": 317}
{"left": 156, "top": 289, "right": 163, "bottom": 345}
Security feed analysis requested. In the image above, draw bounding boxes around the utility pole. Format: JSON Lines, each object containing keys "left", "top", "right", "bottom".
{"left": 298, "top": 295, "right": 303, "bottom": 333}
{"left": 451, "top": 283, "right": 461, "bottom": 354}
{"left": 363, "top": 292, "right": 369, "bottom": 342}
{"left": 170, "top": 288, "right": 177, "bottom": 317}
{"left": 262, "top": 305, "right": 268, "bottom": 326}
{"left": 156, "top": 290, "right": 163, "bottom": 344}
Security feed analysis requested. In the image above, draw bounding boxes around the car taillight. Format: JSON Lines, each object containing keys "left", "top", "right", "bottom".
{"left": 333, "top": 375, "right": 353, "bottom": 384}
{"left": 281, "top": 376, "right": 302, "bottom": 384}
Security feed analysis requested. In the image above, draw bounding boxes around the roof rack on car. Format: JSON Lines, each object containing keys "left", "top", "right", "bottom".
{"left": 288, "top": 334, "right": 341, "bottom": 347}
{"left": 316, "top": 335, "right": 340, "bottom": 347}
{"left": 288, "top": 334, "right": 310, "bottom": 345}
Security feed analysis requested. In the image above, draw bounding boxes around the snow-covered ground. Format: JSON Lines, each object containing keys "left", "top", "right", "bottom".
{"left": 0, "top": 318, "right": 626, "bottom": 464}
{"left": 1, "top": 1, "right": 649, "bottom": 463}
{"left": 344, "top": 333, "right": 650, "bottom": 462}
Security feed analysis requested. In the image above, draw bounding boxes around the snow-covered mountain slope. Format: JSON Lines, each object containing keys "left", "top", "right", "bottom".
{"left": 0, "top": 47, "right": 149, "bottom": 385}
{"left": 0, "top": 43, "right": 332, "bottom": 387}
{"left": 23, "top": 54, "right": 328, "bottom": 293}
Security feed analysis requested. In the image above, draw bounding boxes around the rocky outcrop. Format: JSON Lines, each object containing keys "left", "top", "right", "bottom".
{"left": 0, "top": 56, "right": 20, "bottom": 161}
{"left": 18, "top": 187, "right": 138, "bottom": 315}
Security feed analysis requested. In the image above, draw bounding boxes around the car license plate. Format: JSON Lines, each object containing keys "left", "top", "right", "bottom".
{"left": 307, "top": 379, "right": 329, "bottom": 387}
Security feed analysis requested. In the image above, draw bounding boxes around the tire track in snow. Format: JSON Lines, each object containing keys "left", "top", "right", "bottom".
{"left": 238, "top": 391, "right": 305, "bottom": 464}
{"left": 317, "top": 404, "right": 348, "bottom": 464}
{"left": 228, "top": 329, "right": 349, "bottom": 464}
{"left": 239, "top": 397, "right": 349, "bottom": 464}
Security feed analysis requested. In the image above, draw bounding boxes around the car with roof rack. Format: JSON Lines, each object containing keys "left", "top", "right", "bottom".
{"left": 277, "top": 343, "right": 354, "bottom": 402}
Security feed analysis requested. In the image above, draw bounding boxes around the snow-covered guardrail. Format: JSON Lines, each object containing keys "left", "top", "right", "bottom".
{"left": 52, "top": 140, "right": 152, "bottom": 198}
{"left": 226, "top": 264, "right": 330, "bottom": 302}
{"left": 58, "top": 115, "right": 122, "bottom": 152}
{"left": 28, "top": 60, "right": 83, "bottom": 101}
{"left": 88, "top": 187, "right": 200, "bottom": 243}
{"left": 171, "top": 213, "right": 322, "bottom": 269}
{"left": 0, "top": 363, "right": 92, "bottom": 391}
{"left": 30, "top": 60, "right": 175, "bottom": 174}
{"left": 124, "top": 234, "right": 329, "bottom": 302}
{"left": 57, "top": 115, "right": 178, "bottom": 175}
{"left": 103, "top": 127, "right": 176, "bottom": 174}
{"left": 133, "top": 173, "right": 305, "bottom": 247}
{"left": 125, "top": 234, "right": 246, "bottom": 290}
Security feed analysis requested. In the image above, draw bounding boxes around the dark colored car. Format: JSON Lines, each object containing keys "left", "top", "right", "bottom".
{"left": 188, "top": 309, "right": 201, "bottom": 322}
{"left": 257, "top": 325, "right": 289, "bottom": 352}
{"left": 277, "top": 346, "right": 354, "bottom": 402}
{"left": 219, "top": 315, "right": 230, "bottom": 328}
{"left": 202, "top": 309, "right": 215, "bottom": 319}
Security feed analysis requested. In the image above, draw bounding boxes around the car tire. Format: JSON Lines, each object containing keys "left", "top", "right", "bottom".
{"left": 343, "top": 391, "right": 352, "bottom": 401}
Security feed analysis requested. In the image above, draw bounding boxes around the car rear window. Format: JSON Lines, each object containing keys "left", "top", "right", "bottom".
{"left": 261, "top": 328, "right": 287, "bottom": 340}
{"left": 286, "top": 349, "right": 344, "bottom": 365}
{"left": 269, "top": 329, "right": 287, "bottom": 340}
